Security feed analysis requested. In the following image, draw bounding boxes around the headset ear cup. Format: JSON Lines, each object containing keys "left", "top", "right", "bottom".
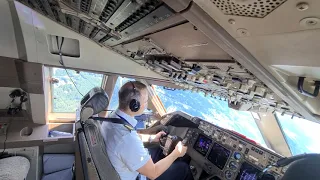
{"left": 129, "top": 99, "right": 140, "bottom": 112}
{"left": 9, "top": 89, "right": 22, "bottom": 98}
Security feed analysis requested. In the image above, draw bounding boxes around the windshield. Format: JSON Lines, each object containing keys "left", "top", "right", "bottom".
{"left": 276, "top": 113, "right": 320, "bottom": 155}
{"left": 154, "top": 86, "right": 267, "bottom": 147}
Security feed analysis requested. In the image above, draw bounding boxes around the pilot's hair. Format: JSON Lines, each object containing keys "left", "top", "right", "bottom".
{"left": 118, "top": 81, "right": 147, "bottom": 110}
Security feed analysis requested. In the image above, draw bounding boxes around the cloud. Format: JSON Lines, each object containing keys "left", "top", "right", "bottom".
{"left": 167, "top": 106, "right": 177, "bottom": 113}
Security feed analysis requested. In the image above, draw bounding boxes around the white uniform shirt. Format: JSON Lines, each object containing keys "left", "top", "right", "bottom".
{"left": 101, "top": 109, "right": 150, "bottom": 180}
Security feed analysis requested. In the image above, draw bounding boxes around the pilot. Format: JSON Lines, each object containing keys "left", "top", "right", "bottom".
{"left": 101, "top": 81, "right": 194, "bottom": 180}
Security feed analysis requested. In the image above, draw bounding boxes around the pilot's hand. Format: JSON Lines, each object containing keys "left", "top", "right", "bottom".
{"left": 172, "top": 141, "right": 187, "bottom": 158}
{"left": 152, "top": 131, "right": 166, "bottom": 143}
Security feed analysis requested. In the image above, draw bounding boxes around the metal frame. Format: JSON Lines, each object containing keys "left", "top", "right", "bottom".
{"left": 250, "top": 112, "right": 273, "bottom": 150}
{"left": 257, "top": 112, "right": 292, "bottom": 157}
{"left": 273, "top": 113, "right": 296, "bottom": 156}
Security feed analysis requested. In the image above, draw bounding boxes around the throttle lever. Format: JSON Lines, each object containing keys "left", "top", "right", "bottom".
{"left": 182, "top": 138, "right": 188, "bottom": 146}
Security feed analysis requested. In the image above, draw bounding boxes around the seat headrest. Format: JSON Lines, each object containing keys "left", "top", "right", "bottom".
{"left": 80, "top": 87, "right": 109, "bottom": 116}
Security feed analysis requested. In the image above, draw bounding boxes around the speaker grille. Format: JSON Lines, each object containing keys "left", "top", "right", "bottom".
{"left": 210, "top": 0, "right": 287, "bottom": 18}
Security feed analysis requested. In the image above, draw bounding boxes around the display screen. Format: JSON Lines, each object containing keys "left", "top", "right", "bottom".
{"left": 207, "top": 143, "right": 231, "bottom": 170}
{"left": 193, "top": 134, "right": 212, "bottom": 156}
{"left": 236, "top": 162, "right": 262, "bottom": 180}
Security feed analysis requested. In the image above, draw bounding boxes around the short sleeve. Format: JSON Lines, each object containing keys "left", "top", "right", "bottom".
{"left": 118, "top": 132, "right": 150, "bottom": 171}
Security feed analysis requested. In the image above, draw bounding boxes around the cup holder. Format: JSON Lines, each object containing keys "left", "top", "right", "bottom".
{"left": 20, "top": 127, "right": 33, "bottom": 137}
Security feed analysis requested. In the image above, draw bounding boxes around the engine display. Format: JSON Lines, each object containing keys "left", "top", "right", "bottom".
{"left": 193, "top": 134, "right": 212, "bottom": 156}
{"left": 236, "top": 162, "right": 262, "bottom": 180}
{"left": 207, "top": 143, "right": 231, "bottom": 170}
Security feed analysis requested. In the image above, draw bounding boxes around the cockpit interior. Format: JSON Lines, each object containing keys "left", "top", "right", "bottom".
{"left": 0, "top": 0, "right": 320, "bottom": 179}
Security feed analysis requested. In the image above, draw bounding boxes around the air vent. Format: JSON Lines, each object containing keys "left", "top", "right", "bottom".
{"left": 115, "top": 0, "right": 162, "bottom": 32}
{"left": 210, "top": 0, "right": 287, "bottom": 18}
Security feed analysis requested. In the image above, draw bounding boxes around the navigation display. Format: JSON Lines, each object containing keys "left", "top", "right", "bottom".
{"left": 207, "top": 143, "right": 231, "bottom": 170}
{"left": 236, "top": 162, "right": 262, "bottom": 180}
{"left": 193, "top": 134, "right": 212, "bottom": 156}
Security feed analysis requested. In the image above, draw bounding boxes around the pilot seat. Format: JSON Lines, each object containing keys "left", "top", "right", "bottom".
{"left": 76, "top": 87, "right": 122, "bottom": 180}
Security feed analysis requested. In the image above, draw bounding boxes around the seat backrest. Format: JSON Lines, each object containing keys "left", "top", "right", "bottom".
{"left": 77, "top": 119, "right": 120, "bottom": 180}
{"left": 77, "top": 87, "right": 120, "bottom": 180}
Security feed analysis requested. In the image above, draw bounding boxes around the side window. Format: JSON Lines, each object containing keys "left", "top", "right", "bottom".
{"left": 51, "top": 68, "right": 103, "bottom": 113}
{"left": 276, "top": 113, "right": 320, "bottom": 155}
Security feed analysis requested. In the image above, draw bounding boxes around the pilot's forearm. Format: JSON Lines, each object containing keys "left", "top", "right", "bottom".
{"left": 153, "top": 152, "right": 178, "bottom": 179}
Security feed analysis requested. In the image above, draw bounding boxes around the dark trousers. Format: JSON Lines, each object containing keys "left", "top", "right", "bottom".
{"left": 148, "top": 148, "right": 194, "bottom": 180}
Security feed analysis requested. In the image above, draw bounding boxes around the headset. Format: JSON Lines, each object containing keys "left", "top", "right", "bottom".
{"left": 7, "top": 89, "right": 28, "bottom": 115}
{"left": 129, "top": 82, "right": 141, "bottom": 112}
{"left": 258, "top": 153, "right": 320, "bottom": 180}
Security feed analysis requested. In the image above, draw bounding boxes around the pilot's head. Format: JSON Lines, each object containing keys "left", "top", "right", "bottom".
{"left": 118, "top": 81, "right": 148, "bottom": 116}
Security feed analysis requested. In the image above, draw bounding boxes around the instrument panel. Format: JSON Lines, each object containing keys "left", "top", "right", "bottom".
{"left": 162, "top": 112, "right": 285, "bottom": 180}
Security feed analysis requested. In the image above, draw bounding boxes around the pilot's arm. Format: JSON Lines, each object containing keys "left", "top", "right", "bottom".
{"left": 137, "top": 142, "right": 187, "bottom": 180}
{"left": 118, "top": 132, "right": 187, "bottom": 180}
{"left": 138, "top": 131, "right": 166, "bottom": 143}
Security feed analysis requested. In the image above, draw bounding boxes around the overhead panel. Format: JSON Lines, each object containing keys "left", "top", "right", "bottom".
{"left": 70, "top": 15, "right": 81, "bottom": 32}
{"left": 194, "top": 0, "right": 320, "bottom": 118}
{"left": 148, "top": 23, "right": 232, "bottom": 60}
{"left": 26, "top": 0, "right": 42, "bottom": 12}
{"left": 62, "top": 0, "right": 81, "bottom": 10}
{"left": 15, "top": 0, "right": 307, "bottom": 118}
{"left": 113, "top": 38, "right": 166, "bottom": 60}
{"left": 99, "top": 0, "right": 125, "bottom": 23}
{"left": 115, "top": 0, "right": 163, "bottom": 32}
{"left": 81, "top": 22, "right": 95, "bottom": 37}
{"left": 105, "top": 0, "right": 144, "bottom": 28}
{"left": 19, "top": 0, "right": 178, "bottom": 49}
{"left": 112, "top": 20, "right": 297, "bottom": 117}
{"left": 116, "top": 4, "right": 173, "bottom": 36}
{"left": 38, "top": 0, "right": 55, "bottom": 19}
{"left": 104, "top": 14, "right": 187, "bottom": 47}
{"left": 80, "top": 0, "right": 92, "bottom": 13}
{"left": 89, "top": 0, "right": 109, "bottom": 19}
{"left": 103, "top": 4, "right": 175, "bottom": 46}
{"left": 89, "top": 27, "right": 100, "bottom": 38}
{"left": 28, "top": 0, "right": 55, "bottom": 19}
{"left": 92, "top": 29, "right": 110, "bottom": 42}
{"left": 56, "top": 9, "right": 67, "bottom": 25}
